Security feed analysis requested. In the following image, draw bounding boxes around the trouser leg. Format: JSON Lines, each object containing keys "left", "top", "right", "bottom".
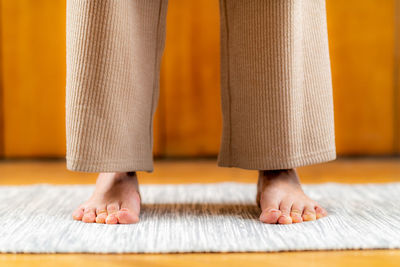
{"left": 66, "top": 0, "right": 169, "bottom": 172}
{"left": 217, "top": 0, "right": 336, "bottom": 170}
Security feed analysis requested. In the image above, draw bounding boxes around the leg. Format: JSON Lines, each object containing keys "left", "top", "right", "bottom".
{"left": 218, "top": 0, "right": 335, "bottom": 224}
{"left": 66, "top": 0, "right": 168, "bottom": 223}
{"left": 66, "top": 0, "right": 168, "bottom": 172}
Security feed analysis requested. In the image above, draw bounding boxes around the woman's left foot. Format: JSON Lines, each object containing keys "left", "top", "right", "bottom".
{"left": 257, "top": 169, "right": 328, "bottom": 224}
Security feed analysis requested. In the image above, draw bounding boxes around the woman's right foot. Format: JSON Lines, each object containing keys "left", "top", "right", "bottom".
{"left": 257, "top": 169, "right": 328, "bottom": 224}
{"left": 72, "top": 171, "right": 141, "bottom": 224}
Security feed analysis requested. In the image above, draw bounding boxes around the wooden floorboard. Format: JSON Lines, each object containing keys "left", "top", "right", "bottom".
{"left": 0, "top": 158, "right": 399, "bottom": 266}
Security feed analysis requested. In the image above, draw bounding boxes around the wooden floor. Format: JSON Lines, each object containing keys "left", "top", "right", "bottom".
{"left": 0, "top": 157, "right": 400, "bottom": 267}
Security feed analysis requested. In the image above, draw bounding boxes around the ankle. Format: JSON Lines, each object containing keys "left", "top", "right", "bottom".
{"left": 258, "top": 169, "right": 299, "bottom": 187}
{"left": 259, "top": 168, "right": 294, "bottom": 178}
{"left": 126, "top": 171, "right": 136, "bottom": 177}
{"left": 100, "top": 171, "right": 138, "bottom": 181}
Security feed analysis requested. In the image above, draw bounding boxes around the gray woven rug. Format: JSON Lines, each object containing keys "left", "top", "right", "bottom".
{"left": 0, "top": 182, "right": 400, "bottom": 253}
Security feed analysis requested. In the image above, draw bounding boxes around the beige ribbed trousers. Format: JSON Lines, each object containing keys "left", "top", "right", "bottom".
{"left": 66, "top": 0, "right": 336, "bottom": 173}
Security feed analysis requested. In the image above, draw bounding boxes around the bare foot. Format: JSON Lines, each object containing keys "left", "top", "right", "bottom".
{"left": 256, "top": 169, "right": 327, "bottom": 224}
{"left": 72, "top": 171, "right": 141, "bottom": 224}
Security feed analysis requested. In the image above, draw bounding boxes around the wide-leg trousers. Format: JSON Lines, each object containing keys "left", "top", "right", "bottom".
{"left": 65, "top": 0, "right": 336, "bottom": 173}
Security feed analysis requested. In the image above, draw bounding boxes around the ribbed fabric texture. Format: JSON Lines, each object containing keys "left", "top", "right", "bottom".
{"left": 66, "top": 0, "right": 336, "bottom": 172}
{"left": 217, "top": 0, "right": 336, "bottom": 170}
{"left": 66, "top": 0, "right": 168, "bottom": 172}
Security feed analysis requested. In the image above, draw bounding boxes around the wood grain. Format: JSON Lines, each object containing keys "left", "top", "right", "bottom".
{"left": 1, "top": 0, "right": 66, "bottom": 157}
{"left": 326, "top": 0, "right": 397, "bottom": 155}
{"left": 1, "top": 158, "right": 400, "bottom": 185}
{"left": 0, "top": 0, "right": 399, "bottom": 157}
{"left": 160, "top": 0, "right": 221, "bottom": 156}
{"left": 395, "top": 0, "right": 400, "bottom": 154}
{"left": 1, "top": 251, "right": 400, "bottom": 267}
{"left": 0, "top": 0, "right": 3, "bottom": 157}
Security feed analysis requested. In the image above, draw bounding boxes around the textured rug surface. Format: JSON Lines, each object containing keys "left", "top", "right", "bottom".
{"left": 1, "top": 182, "right": 400, "bottom": 253}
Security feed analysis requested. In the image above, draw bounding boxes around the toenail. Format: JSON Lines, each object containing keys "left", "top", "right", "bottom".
{"left": 106, "top": 214, "right": 117, "bottom": 221}
{"left": 96, "top": 217, "right": 106, "bottom": 223}
{"left": 303, "top": 213, "right": 316, "bottom": 221}
{"left": 279, "top": 215, "right": 292, "bottom": 223}
{"left": 292, "top": 216, "right": 302, "bottom": 222}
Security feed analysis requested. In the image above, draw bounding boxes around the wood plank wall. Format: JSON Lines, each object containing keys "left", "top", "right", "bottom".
{"left": 0, "top": 0, "right": 399, "bottom": 158}
{"left": 327, "top": 0, "right": 398, "bottom": 155}
{"left": 157, "top": 0, "right": 221, "bottom": 156}
{"left": 395, "top": 0, "right": 400, "bottom": 153}
{"left": 1, "top": 0, "right": 66, "bottom": 157}
{"left": 0, "top": 0, "right": 3, "bottom": 157}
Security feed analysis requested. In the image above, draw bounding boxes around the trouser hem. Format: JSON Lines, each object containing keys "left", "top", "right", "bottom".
{"left": 217, "top": 149, "right": 336, "bottom": 170}
{"left": 66, "top": 158, "right": 154, "bottom": 173}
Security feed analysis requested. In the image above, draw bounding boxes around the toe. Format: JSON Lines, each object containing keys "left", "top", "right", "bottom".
{"left": 259, "top": 198, "right": 282, "bottom": 224}
{"left": 72, "top": 207, "right": 84, "bottom": 221}
{"left": 315, "top": 205, "right": 328, "bottom": 219}
{"left": 107, "top": 202, "right": 120, "bottom": 215}
{"left": 259, "top": 193, "right": 282, "bottom": 224}
{"left": 106, "top": 202, "right": 120, "bottom": 224}
{"left": 82, "top": 207, "right": 96, "bottom": 223}
{"left": 106, "top": 213, "right": 118, "bottom": 224}
{"left": 118, "top": 194, "right": 141, "bottom": 224}
{"left": 96, "top": 213, "right": 107, "bottom": 224}
{"left": 95, "top": 205, "right": 107, "bottom": 224}
{"left": 278, "top": 213, "right": 292, "bottom": 224}
{"left": 260, "top": 208, "right": 281, "bottom": 224}
{"left": 277, "top": 201, "right": 293, "bottom": 224}
{"left": 302, "top": 205, "right": 317, "bottom": 221}
{"left": 96, "top": 204, "right": 107, "bottom": 216}
{"left": 117, "top": 208, "right": 139, "bottom": 224}
{"left": 290, "top": 203, "right": 304, "bottom": 223}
